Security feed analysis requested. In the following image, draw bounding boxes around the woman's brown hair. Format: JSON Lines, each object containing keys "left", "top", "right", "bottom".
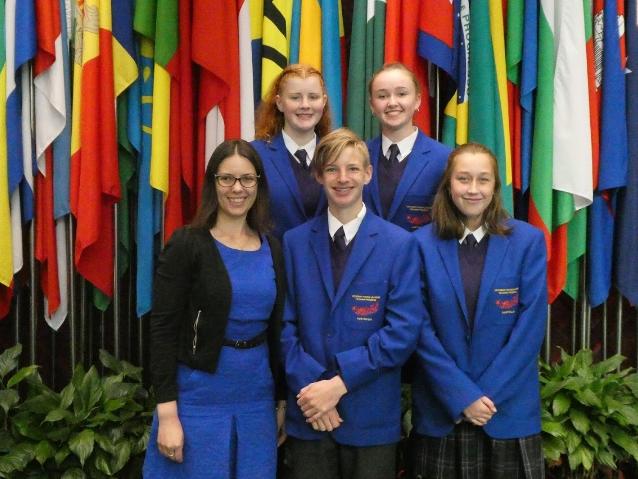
{"left": 432, "top": 142, "right": 511, "bottom": 239}
{"left": 190, "top": 140, "right": 271, "bottom": 233}
{"left": 254, "top": 64, "right": 332, "bottom": 140}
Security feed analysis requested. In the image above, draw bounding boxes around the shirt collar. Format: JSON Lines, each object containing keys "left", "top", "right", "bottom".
{"left": 459, "top": 225, "right": 486, "bottom": 244}
{"left": 282, "top": 130, "right": 317, "bottom": 165}
{"left": 381, "top": 127, "right": 418, "bottom": 163}
{"left": 328, "top": 203, "right": 367, "bottom": 245}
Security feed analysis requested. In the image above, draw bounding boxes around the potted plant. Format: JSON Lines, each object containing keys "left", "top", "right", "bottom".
{"left": 0, "top": 345, "right": 153, "bottom": 478}
{"left": 540, "top": 349, "right": 638, "bottom": 479}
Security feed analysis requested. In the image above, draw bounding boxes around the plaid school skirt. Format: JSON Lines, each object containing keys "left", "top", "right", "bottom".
{"left": 408, "top": 422, "right": 545, "bottom": 479}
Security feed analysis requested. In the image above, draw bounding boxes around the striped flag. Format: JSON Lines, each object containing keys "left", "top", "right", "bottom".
{"left": 588, "top": 0, "right": 627, "bottom": 306}
{"left": 615, "top": 0, "right": 638, "bottom": 305}
{"left": 70, "top": 0, "right": 120, "bottom": 298}
{"left": 0, "top": 0, "right": 13, "bottom": 290}
{"left": 467, "top": 0, "right": 513, "bottom": 214}
{"left": 385, "top": 0, "right": 430, "bottom": 135}
{"left": 529, "top": 0, "right": 593, "bottom": 303}
{"left": 298, "top": 0, "right": 322, "bottom": 70}
{"left": 34, "top": 0, "right": 67, "bottom": 326}
{"left": 260, "top": 0, "right": 292, "bottom": 97}
{"left": 345, "top": 0, "right": 385, "bottom": 139}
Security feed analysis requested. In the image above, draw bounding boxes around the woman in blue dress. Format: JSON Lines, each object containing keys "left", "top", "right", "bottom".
{"left": 252, "top": 64, "right": 332, "bottom": 239}
{"left": 143, "top": 140, "right": 286, "bottom": 478}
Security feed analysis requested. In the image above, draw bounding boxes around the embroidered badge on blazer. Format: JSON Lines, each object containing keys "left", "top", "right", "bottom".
{"left": 404, "top": 204, "right": 432, "bottom": 229}
{"left": 351, "top": 294, "right": 381, "bottom": 321}
{"left": 494, "top": 287, "right": 519, "bottom": 314}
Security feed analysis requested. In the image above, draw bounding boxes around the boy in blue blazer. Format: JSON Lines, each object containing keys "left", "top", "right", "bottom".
{"left": 282, "top": 128, "right": 423, "bottom": 479}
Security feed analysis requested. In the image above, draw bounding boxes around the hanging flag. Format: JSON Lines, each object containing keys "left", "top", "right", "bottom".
{"left": 93, "top": 0, "right": 139, "bottom": 311}
{"left": 0, "top": 0, "right": 13, "bottom": 289}
{"left": 345, "top": 0, "right": 386, "bottom": 139}
{"left": 239, "top": 0, "right": 257, "bottom": 138}
{"left": 615, "top": 0, "right": 638, "bottom": 305}
{"left": 289, "top": 0, "right": 301, "bottom": 63}
{"left": 34, "top": 0, "right": 68, "bottom": 325}
{"left": 298, "top": 0, "right": 322, "bottom": 70}
{"left": 385, "top": 0, "right": 430, "bottom": 135}
{"left": 420, "top": 0, "right": 469, "bottom": 148}
{"left": 70, "top": 0, "right": 120, "bottom": 298}
{"left": 321, "top": 0, "right": 343, "bottom": 126}
{"left": 192, "top": 0, "right": 241, "bottom": 211}
{"left": 467, "top": 0, "right": 513, "bottom": 213}
{"left": 261, "top": 0, "right": 292, "bottom": 97}
{"left": 588, "top": 0, "right": 627, "bottom": 307}
{"left": 529, "top": 0, "right": 593, "bottom": 303}
{"left": 518, "top": 0, "right": 537, "bottom": 195}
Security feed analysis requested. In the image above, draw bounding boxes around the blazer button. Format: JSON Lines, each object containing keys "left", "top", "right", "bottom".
{"left": 465, "top": 334, "right": 471, "bottom": 342}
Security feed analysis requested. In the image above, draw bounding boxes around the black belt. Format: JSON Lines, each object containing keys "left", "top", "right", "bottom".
{"left": 222, "top": 331, "right": 267, "bottom": 349}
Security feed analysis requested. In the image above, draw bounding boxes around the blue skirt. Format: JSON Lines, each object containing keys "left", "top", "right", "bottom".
{"left": 143, "top": 343, "right": 276, "bottom": 479}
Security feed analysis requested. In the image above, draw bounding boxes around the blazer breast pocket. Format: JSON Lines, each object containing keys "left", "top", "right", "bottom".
{"left": 490, "top": 277, "right": 520, "bottom": 323}
{"left": 401, "top": 195, "right": 433, "bottom": 230}
{"left": 345, "top": 281, "right": 387, "bottom": 330}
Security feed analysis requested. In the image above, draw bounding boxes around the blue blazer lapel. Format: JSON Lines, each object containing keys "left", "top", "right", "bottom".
{"left": 437, "top": 238, "right": 470, "bottom": 325}
{"left": 388, "top": 132, "right": 431, "bottom": 220}
{"left": 367, "top": 137, "right": 383, "bottom": 214}
{"left": 310, "top": 215, "right": 335, "bottom": 302}
{"left": 269, "top": 134, "right": 306, "bottom": 215}
{"left": 332, "top": 214, "right": 377, "bottom": 309}
{"left": 474, "top": 234, "right": 510, "bottom": 329}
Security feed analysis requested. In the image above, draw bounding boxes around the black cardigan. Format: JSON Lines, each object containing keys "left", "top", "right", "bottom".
{"left": 150, "top": 226, "right": 286, "bottom": 403}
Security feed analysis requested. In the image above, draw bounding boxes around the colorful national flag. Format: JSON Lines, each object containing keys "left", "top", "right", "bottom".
{"left": 70, "top": 0, "right": 120, "bottom": 298}
{"left": 529, "top": 0, "right": 593, "bottom": 303}
{"left": 615, "top": 0, "right": 638, "bottom": 305}
{"left": 467, "top": 0, "right": 513, "bottom": 214}
{"left": 588, "top": 0, "right": 627, "bottom": 307}
{"left": 385, "top": 0, "right": 430, "bottom": 135}
{"left": 345, "top": 0, "right": 386, "bottom": 139}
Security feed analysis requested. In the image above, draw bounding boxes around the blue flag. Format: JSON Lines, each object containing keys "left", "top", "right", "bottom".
{"left": 588, "top": 0, "right": 628, "bottom": 307}
{"left": 615, "top": 0, "right": 638, "bottom": 305}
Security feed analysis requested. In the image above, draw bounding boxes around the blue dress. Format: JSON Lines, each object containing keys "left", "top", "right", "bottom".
{"left": 144, "top": 239, "right": 278, "bottom": 479}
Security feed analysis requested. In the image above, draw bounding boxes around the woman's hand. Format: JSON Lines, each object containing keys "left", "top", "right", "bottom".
{"left": 156, "top": 401, "right": 184, "bottom": 463}
{"left": 463, "top": 396, "right": 497, "bottom": 426}
{"left": 276, "top": 400, "right": 287, "bottom": 446}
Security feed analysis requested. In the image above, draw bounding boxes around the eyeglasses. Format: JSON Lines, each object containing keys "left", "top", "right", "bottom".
{"left": 214, "top": 174, "right": 260, "bottom": 188}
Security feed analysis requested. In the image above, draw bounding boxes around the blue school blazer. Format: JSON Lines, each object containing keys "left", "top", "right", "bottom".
{"left": 282, "top": 211, "right": 423, "bottom": 446}
{"left": 252, "top": 133, "right": 326, "bottom": 239}
{"left": 364, "top": 130, "right": 449, "bottom": 231}
{"left": 412, "top": 219, "right": 547, "bottom": 439}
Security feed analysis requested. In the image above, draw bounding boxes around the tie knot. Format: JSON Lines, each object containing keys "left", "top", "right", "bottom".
{"left": 387, "top": 144, "right": 400, "bottom": 164}
{"left": 333, "top": 226, "right": 347, "bottom": 252}
{"left": 294, "top": 149, "right": 309, "bottom": 169}
{"left": 464, "top": 234, "right": 478, "bottom": 248}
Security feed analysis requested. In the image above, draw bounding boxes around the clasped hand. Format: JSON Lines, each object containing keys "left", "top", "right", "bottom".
{"left": 463, "top": 395, "right": 497, "bottom": 426}
{"left": 297, "top": 376, "right": 348, "bottom": 431}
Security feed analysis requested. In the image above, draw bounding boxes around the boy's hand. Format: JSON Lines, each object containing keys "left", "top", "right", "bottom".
{"left": 297, "top": 376, "right": 348, "bottom": 421}
{"left": 309, "top": 408, "right": 344, "bottom": 432}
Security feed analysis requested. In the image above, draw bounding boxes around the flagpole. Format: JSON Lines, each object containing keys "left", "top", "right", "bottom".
{"left": 13, "top": 291, "right": 20, "bottom": 350}
{"left": 127, "top": 251, "right": 134, "bottom": 361}
{"left": 571, "top": 299, "right": 578, "bottom": 354}
{"left": 29, "top": 222, "right": 36, "bottom": 364}
{"left": 616, "top": 292, "right": 623, "bottom": 364}
{"left": 113, "top": 204, "right": 120, "bottom": 358}
{"left": 580, "top": 258, "right": 589, "bottom": 349}
{"left": 544, "top": 305, "right": 551, "bottom": 362}
{"left": 80, "top": 278, "right": 87, "bottom": 366}
{"left": 602, "top": 301, "right": 608, "bottom": 359}
{"left": 434, "top": 66, "right": 440, "bottom": 141}
{"left": 68, "top": 217, "right": 76, "bottom": 367}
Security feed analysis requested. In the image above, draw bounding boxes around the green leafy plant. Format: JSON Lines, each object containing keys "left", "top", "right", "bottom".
{"left": 540, "top": 349, "right": 638, "bottom": 479}
{"left": 0, "top": 344, "right": 153, "bottom": 478}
